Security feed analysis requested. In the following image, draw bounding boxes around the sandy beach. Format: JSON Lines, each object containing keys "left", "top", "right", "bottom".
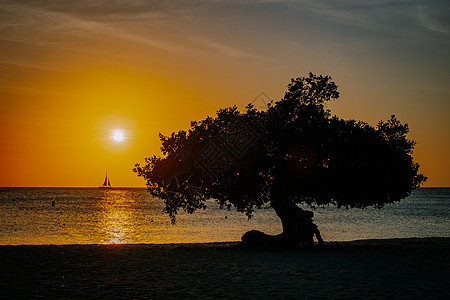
{"left": 1, "top": 237, "right": 448, "bottom": 299}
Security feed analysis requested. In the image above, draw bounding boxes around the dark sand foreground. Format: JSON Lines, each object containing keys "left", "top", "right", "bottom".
{"left": 1, "top": 238, "right": 449, "bottom": 299}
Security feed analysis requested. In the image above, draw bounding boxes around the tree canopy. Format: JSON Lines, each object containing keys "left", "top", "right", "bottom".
{"left": 134, "top": 73, "right": 426, "bottom": 248}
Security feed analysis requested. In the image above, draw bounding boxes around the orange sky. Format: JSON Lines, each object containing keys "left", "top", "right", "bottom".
{"left": 0, "top": 1, "right": 449, "bottom": 187}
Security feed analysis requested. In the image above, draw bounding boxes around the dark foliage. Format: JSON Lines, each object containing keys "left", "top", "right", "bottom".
{"left": 134, "top": 73, "right": 426, "bottom": 246}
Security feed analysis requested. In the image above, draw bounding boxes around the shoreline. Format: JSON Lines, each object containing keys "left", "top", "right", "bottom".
{"left": 1, "top": 236, "right": 448, "bottom": 247}
{"left": 2, "top": 237, "right": 449, "bottom": 299}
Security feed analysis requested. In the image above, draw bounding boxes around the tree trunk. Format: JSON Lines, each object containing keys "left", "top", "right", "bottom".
{"left": 240, "top": 186, "right": 323, "bottom": 250}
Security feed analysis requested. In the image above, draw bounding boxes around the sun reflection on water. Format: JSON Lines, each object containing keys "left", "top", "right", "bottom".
{"left": 99, "top": 189, "right": 135, "bottom": 245}
{"left": 1, "top": 188, "right": 446, "bottom": 245}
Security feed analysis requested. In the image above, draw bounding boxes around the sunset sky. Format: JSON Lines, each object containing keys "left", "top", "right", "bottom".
{"left": 0, "top": 0, "right": 449, "bottom": 187}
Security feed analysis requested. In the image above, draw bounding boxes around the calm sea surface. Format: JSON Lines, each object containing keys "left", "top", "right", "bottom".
{"left": 0, "top": 187, "right": 448, "bottom": 245}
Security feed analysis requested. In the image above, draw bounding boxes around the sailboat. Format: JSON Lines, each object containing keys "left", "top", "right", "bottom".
{"left": 99, "top": 171, "right": 112, "bottom": 189}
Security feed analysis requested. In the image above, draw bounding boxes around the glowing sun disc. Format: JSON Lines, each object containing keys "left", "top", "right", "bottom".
{"left": 112, "top": 130, "right": 125, "bottom": 142}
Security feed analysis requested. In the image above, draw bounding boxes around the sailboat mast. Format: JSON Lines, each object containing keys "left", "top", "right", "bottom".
{"left": 99, "top": 170, "right": 112, "bottom": 188}
{"left": 103, "top": 171, "right": 108, "bottom": 186}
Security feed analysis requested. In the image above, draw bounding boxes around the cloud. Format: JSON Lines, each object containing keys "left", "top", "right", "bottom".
{"left": 417, "top": 5, "right": 450, "bottom": 35}
{"left": 1, "top": 0, "right": 448, "bottom": 68}
{"left": 0, "top": 1, "right": 268, "bottom": 60}
{"left": 0, "top": 2, "right": 182, "bottom": 52}
{"left": 186, "top": 36, "right": 266, "bottom": 60}
{"left": 0, "top": 84, "right": 73, "bottom": 97}
{"left": 0, "top": 59, "right": 75, "bottom": 73}
{"left": 292, "top": 0, "right": 450, "bottom": 43}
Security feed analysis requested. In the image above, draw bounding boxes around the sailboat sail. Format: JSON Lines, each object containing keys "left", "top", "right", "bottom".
{"left": 100, "top": 172, "right": 112, "bottom": 188}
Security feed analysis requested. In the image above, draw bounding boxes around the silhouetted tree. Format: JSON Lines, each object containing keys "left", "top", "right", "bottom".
{"left": 134, "top": 73, "right": 427, "bottom": 249}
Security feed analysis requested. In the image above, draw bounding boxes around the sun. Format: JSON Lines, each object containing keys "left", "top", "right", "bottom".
{"left": 112, "top": 130, "right": 125, "bottom": 142}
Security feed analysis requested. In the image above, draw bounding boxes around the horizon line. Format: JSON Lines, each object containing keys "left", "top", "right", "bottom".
{"left": 0, "top": 186, "right": 147, "bottom": 188}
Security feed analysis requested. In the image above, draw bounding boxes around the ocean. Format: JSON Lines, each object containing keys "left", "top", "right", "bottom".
{"left": 0, "top": 187, "right": 448, "bottom": 245}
